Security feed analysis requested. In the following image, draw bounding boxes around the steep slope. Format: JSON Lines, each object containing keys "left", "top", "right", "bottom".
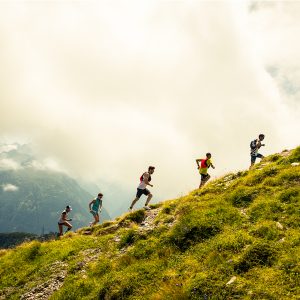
{"left": 0, "top": 147, "right": 299, "bottom": 300}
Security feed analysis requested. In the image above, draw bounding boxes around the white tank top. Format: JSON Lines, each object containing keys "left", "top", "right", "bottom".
{"left": 137, "top": 172, "right": 149, "bottom": 189}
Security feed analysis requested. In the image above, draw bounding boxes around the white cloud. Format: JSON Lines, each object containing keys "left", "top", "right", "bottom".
{"left": 2, "top": 183, "right": 19, "bottom": 192}
{"left": 0, "top": 159, "right": 21, "bottom": 171}
{"left": 0, "top": 144, "right": 18, "bottom": 153}
{"left": 0, "top": 1, "right": 299, "bottom": 200}
{"left": 29, "top": 159, "right": 67, "bottom": 173}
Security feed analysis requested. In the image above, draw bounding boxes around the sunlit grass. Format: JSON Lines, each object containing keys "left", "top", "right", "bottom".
{"left": 0, "top": 147, "right": 299, "bottom": 299}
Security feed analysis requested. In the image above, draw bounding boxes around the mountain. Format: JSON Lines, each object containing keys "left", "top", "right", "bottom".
{"left": 0, "top": 147, "right": 299, "bottom": 299}
{"left": 0, "top": 143, "right": 111, "bottom": 234}
{"left": 0, "top": 232, "right": 40, "bottom": 249}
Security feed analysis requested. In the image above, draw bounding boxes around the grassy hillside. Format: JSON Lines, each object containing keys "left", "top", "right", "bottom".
{"left": 0, "top": 148, "right": 299, "bottom": 300}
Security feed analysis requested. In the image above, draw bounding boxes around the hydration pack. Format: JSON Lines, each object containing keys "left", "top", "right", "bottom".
{"left": 140, "top": 173, "right": 151, "bottom": 182}
{"left": 200, "top": 159, "right": 208, "bottom": 168}
{"left": 250, "top": 139, "right": 257, "bottom": 150}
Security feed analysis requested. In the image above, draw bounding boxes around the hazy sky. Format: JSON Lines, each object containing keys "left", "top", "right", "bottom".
{"left": 0, "top": 1, "right": 299, "bottom": 200}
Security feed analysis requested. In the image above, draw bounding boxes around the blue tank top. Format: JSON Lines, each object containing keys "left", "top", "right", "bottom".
{"left": 92, "top": 197, "right": 102, "bottom": 212}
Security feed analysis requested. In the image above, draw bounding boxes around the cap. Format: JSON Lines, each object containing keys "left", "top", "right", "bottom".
{"left": 66, "top": 205, "right": 72, "bottom": 211}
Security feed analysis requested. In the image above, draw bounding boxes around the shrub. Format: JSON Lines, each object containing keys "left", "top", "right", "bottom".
{"left": 279, "top": 248, "right": 300, "bottom": 276}
{"left": 125, "top": 210, "right": 146, "bottom": 224}
{"left": 261, "top": 166, "right": 279, "bottom": 177}
{"left": 23, "top": 241, "right": 41, "bottom": 261}
{"left": 234, "top": 241, "right": 278, "bottom": 273}
{"left": 101, "top": 221, "right": 115, "bottom": 228}
{"left": 278, "top": 168, "right": 300, "bottom": 184}
{"left": 89, "top": 257, "right": 112, "bottom": 277}
{"left": 263, "top": 177, "right": 280, "bottom": 187}
{"left": 213, "top": 231, "right": 253, "bottom": 253}
{"left": 284, "top": 205, "right": 300, "bottom": 228}
{"left": 187, "top": 271, "right": 240, "bottom": 299}
{"left": 54, "top": 278, "right": 95, "bottom": 300}
{"left": 267, "top": 154, "right": 281, "bottom": 162}
{"left": 286, "top": 146, "right": 300, "bottom": 163}
{"left": 118, "top": 229, "right": 138, "bottom": 249}
{"left": 250, "top": 222, "right": 281, "bottom": 240}
{"left": 98, "top": 278, "right": 135, "bottom": 300}
{"left": 279, "top": 188, "right": 300, "bottom": 203}
{"left": 227, "top": 186, "right": 258, "bottom": 207}
{"left": 162, "top": 202, "right": 176, "bottom": 214}
{"left": 167, "top": 213, "right": 221, "bottom": 251}
{"left": 249, "top": 198, "right": 284, "bottom": 222}
{"left": 128, "top": 238, "right": 157, "bottom": 259}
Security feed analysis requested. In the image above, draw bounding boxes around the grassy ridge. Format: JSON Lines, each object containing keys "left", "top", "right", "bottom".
{"left": 0, "top": 147, "right": 299, "bottom": 299}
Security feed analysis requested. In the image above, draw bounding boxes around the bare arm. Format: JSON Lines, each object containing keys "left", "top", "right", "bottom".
{"left": 257, "top": 140, "right": 262, "bottom": 149}
{"left": 196, "top": 159, "right": 201, "bottom": 168}
{"left": 208, "top": 160, "right": 215, "bottom": 169}
{"left": 61, "top": 212, "right": 67, "bottom": 221}
{"left": 143, "top": 173, "right": 153, "bottom": 187}
{"left": 89, "top": 199, "right": 95, "bottom": 211}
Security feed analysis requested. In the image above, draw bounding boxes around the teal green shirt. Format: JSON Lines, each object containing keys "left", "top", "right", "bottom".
{"left": 92, "top": 197, "right": 102, "bottom": 212}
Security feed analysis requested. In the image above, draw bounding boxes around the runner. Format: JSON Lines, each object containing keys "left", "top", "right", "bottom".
{"left": 196, "top": 153, "right": 215, "bottom": 188}
{"left": 57, "top": 205, "right": 72, "bottom": 236}
{"left": 129, "top": 166, "right": 155, "bottom": 211}
{"left": 250, "top": 134, "right": 265, "bottom": 169}
{"left": 89, "top": 193, "right": 103, "bottom": 226}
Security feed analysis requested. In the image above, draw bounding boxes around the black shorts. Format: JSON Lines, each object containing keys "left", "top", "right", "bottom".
{"left": 201, "top": 174, "right": 210, "bottom": 181}
{"left": 136, "top": 188, "right": 150, "bottom": 198}
{"left": 251, "top": 153, "right": 263, "bottom": 164}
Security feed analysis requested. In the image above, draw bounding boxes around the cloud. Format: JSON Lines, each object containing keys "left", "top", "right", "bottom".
{"left": 0, "top": 144, "right": 18, "bottom": 153}
{"left": 2, "top": 183, "right": 19, "bottom": 192}
{"left": 28, "top": 159, "right": 67, "bottom": 173}
{"left": 0, "top": 159, "right": 21, "bottom": 171}
{"left": 248, "top": 1, "right": 300, "bottom": 106}
{"left": 0, "top": 1, "right": 299, "bottom": 199}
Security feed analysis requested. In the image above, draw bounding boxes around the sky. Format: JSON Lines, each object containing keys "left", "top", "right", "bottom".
{"left": 0, "top": 0, "right": 299, "bottom": 201}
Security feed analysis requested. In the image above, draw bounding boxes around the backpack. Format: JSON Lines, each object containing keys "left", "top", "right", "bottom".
{"left": 140, "top": 172, "right": 151, "bottom": 182}
{"left": 250, "top": 139, "right": 257, "bottom": 150}
{"left": 200, "top": 159, "right": 208, "bottom": 168}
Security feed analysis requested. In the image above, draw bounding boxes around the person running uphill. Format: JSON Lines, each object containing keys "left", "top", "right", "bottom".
{"left": 196, "top": 153, "right": 215, "bottom": 188}
{"left": 250, "top": 134, "right": 265, "bottom": 169}
{"left": 58, "top": 205, "right": 72, "bottom": 236}
{"left": 89, "top": 193, "right": 103, "bottom": 226}
{"left": 129, "top": 166, "right": 155, "bottom": 211}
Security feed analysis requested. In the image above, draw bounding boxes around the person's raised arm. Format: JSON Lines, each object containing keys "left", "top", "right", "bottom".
{"left": 196, "top": 159, "right": 201, "bottom": 168}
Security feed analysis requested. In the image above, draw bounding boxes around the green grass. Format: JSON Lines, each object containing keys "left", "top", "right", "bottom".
{"left": 0, "top": 147, "right": 299, "bottom": 299}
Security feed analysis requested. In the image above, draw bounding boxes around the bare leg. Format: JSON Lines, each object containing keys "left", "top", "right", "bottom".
{"left": 92, "top": 214, "right": 99, "bottom": 226}
{"left": 144, "top": 194, "right": 153, "bottom": 207}
{"left": 199, "top": 174, "right": 210, "bottom": 188}
{"left": 58, "top": 224, "right": 63, "bottom": 236}
{"left": 64, "top": 221, "right": 72, "bottom": 233}
{"left": 130, "top": 197, "right": 139, "bottom": 209}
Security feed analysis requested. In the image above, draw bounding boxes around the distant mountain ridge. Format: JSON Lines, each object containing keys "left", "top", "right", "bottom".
{"left": 0, "top": 143, "right": 110, "bottom": 234}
